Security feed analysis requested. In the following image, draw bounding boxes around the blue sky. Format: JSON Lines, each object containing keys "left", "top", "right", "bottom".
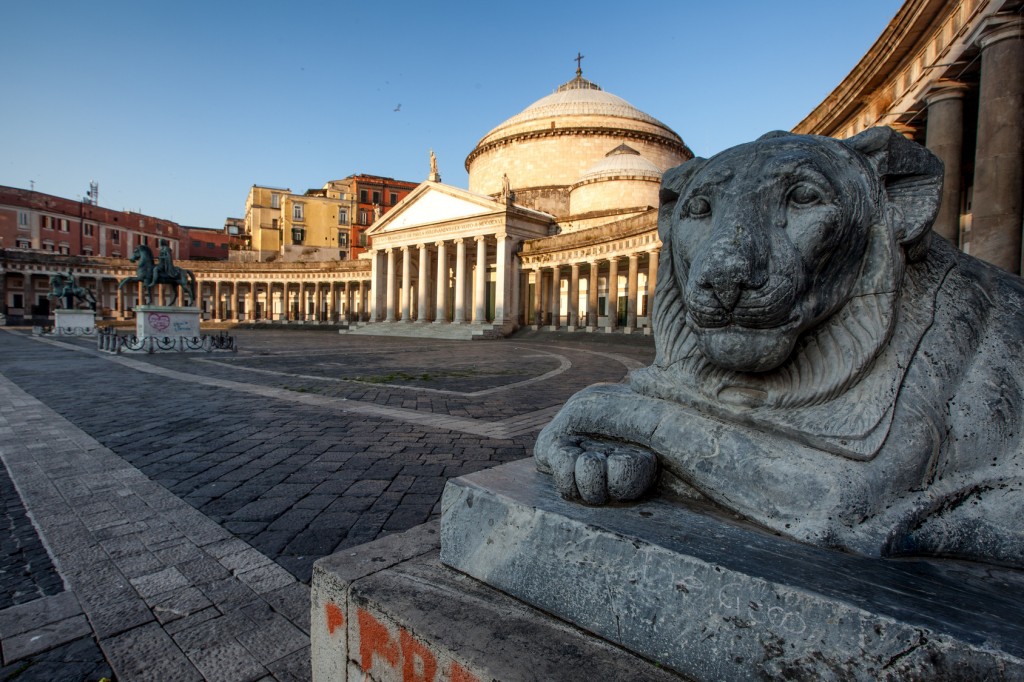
{"left": 2, "top": 1, "right": 904, "bottom": 229}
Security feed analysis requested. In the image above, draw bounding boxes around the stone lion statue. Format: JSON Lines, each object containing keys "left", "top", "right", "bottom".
{"left": 535, "top": 127, "right": 1024, "bottom": 569}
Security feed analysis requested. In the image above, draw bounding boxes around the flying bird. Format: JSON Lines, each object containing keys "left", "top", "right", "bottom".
{"left": 394, "top": 104, "right": 402, "bottom": 112}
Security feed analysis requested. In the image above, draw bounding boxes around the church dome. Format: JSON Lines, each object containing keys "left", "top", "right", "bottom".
{"left": 577, "top": 143, "right": 664, "bottom": 182}
{"left": 569, "top": 144, "right": 664, "bottom": 216}
{"left": 465, "top": 70, "right": 691, "bottom": 219}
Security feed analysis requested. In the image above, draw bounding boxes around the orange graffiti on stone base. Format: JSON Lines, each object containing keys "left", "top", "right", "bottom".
{"left": 325, "top": 602, "right": 345, "bottom": 635}
{"left": 358, "top": 608, "right": 400, "bottom": 671}
{"left": 354, "top": 606, "right": 481, "bottom": 682}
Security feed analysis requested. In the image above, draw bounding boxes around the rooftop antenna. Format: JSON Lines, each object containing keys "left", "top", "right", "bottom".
{"left": 86, "top": 181, "right": 99, "bottom": 206}
{"left": 29, "top": 180, "right": 35, "bottom": 192}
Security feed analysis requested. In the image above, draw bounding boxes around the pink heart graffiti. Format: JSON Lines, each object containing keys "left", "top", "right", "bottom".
{"left": 149, "top": 313, "right": 171, "bottom": 331}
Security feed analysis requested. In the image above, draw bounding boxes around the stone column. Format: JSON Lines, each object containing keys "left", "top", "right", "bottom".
{"left": 532, "top": 268, "right": 543, "bottom": 327}
{"left": 417, "top": 243, "right": 430, "bottom": 322}
{"left": 400, "top": 246, "right": 412, "bottom": 322}
{"left": 925, "top": 81, "right": 970, "bottom": 246}
{"left": 385, "top": 248, "right": 397, "bottom": 322}
{"left": 568, "top": 263, "right": 580, "bottom": 329}
{"left": 326, "top": 282, "right": 334, "bottom": 322}
{"left": 607, "top": 258, "right": 619, "bottom": 330}
{"left": 494, "top": 234, "right": 512, "bottom": 325}
{"left": 360, "top": 280, "right": 369, "bottom": 321}
{"left": 587, "top": 261, "right": 599, "bottom": 327}
{"left": 473, "top": 236, "right": 487, "bottom": 323}
{"left": 435, "top": 240, "right": 448, "bottom": 323}
{"left": 626, "top": 253, "right": 639, "bottom": 331}
{"left": 549, "top": 266, "right": 561, "bottom": 328}
{"left": 246, "top": 284, "right": 254, "bottom": 321}
{"left": 971, "top": 16, "right": 1024, "bottom": 273}
{"left": 453, "top": 238, "right": 466, "bottom": 324}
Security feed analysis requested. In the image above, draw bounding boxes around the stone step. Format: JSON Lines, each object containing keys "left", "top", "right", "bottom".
{"left": 311, "top": 522, "right": 684, "bottom": 682}
{"left": 339, "top": 322, "right": 509, "bottom": 341}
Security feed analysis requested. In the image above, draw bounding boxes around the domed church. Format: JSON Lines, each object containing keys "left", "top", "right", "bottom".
{"left": 361, "top": 66, "right": 692, "bottom": 338}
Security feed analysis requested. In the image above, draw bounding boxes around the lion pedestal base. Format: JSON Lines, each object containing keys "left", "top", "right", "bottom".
{"left": 135, "top": 305, "right": 200, "bottom": 340}
{"left": 440, "top": 459, "right": 1024, "bottom": 681}
{"left": 53, "top": 309, "right": 96, "bottom": 336}
{"left": 310, "top": 523, "right": 679, "bottom": 682}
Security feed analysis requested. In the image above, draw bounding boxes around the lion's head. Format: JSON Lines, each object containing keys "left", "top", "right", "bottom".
{"left": 642, "top": 128, "right": 943, "bottom": 411}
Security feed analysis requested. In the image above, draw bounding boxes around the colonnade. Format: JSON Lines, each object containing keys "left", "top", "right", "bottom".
{"left": 521, "top": 250, "right": 658, "bottom": 332}
{"left": 920, "top": 16, "right": 1024, "bottom": 273}
{"left": 369, "top": 233, "right": 517, "bottom": 326}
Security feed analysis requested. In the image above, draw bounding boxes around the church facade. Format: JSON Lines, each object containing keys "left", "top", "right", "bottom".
{"left": 357, "top": 70, "right": 692, "bottom": 338}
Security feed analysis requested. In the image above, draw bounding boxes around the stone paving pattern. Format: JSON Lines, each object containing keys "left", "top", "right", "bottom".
{"left": 0, "top": 328, "right": 654, "bottom": 681}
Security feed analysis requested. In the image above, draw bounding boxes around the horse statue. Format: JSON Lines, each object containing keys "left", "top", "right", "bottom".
{"left": 48, "top": 271, "right": 97, "bottom": 310}
{"left": 117, "top": 244, "right": 196, "bottom": 306}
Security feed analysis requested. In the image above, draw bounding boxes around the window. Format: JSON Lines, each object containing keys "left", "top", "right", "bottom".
{"left": 358, "top": 210, "right": 368, "bottom": 225}
{"left": 42, "top": 216, "right": 52, "bottom": 230}
{"left": 83, "top": 247, "right": 93, "bottom": 255}
{"left": 291, "top": 227, "right": 305, "bottom": 244}
{"left": 272, "top": 218, "right": 278, "bottom": 230}
{"left": 359, "top": 231, "right": 368, "bottom": 247}
{"left": 17, "top": 211, "right": 29, "bottom": 228}
{"left": 42, "top": 240, "right": 54, "bottom": 251}
{"left": 338, "top": 209, "right": 348, "bottom": 225}
{"left": 271, "top": 193, "right": 280, "bottom": 208}
{"left": 15, "top": 239, "right": 30, "bottom": 249}
{"left": 192, "top": 240, "right": 201, "bottom": 247}
{"left": 111, "top": 229, "right": 120, "bottom": 244}
{"left": 12, "top": 294, "right": 23, "bottom": 309}
{"left": 372, "top": 191, "right": 381, "bottom": 204}
{"left": 292, "top": 203, "right": 304, "bottom": 221}
{"left": 359, "top": 189, "right": 368, "bottom": 203}
{"left": 339, "top": 250, "right": 347, "bottom": 260}
{"left": 58, "top": 244, "right": 70, "bottom": 255}
{"left": 338, "top": 230, "right": 349, "bottom": 247}
{"left": 389, "top": 192, "right": 398, "bottom": 205}
{"left": 83, "top": 223, "right": 95, "bottom": 237}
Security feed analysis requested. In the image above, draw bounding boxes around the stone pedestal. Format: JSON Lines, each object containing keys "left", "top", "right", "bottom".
{"left": 135, "top": 305, "right": 200, "bottom": 339}
{"left": 440, "top": 459, "right": 1024, "bottom": 680}
{"left": 53, "top": 309, "right": 97, "bottom": 335}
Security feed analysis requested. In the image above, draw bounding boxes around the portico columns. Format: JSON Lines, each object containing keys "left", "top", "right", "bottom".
{"left": 453, "top": 238, "right": 466, "bottom": 324}
{"left": 386, "top": 248, "right": 397, "bottom": 322}
{"left": 647, "top": 249, "right": 659, "bottom": 310}
{"left": 549, "top": 266, "right": 561, "bottom": 328}
{"left": 359, "top": 280, "right": 368, "bottom": 321}
{"left": 473, "top": 236, "right": 487, "bottom": 323}
{"left": 494, "top": 234, "right": 513, "bottom": 325}
{"left": 401, "top": 246, "right": 412, "bottom": 322}
{"left": 417, "top": 243, "right": 430, "bottom": 322}
{"left": 607, "top": 258, "right": 619, "bottom": 330}
{"left": 627, "top": 253, "right": 639, "bottom": 331}
{"left": 971, "top": 16, "right": 1024, "bottom": 273}
{"left": 587, "top": 261, "right": 599, "bottom": 327}
{"left": 568, "top": 263, "right": 580, "bottom": 329}
{"left": 532, "top": 268, "right": 543, "bottom": 326}
{"left": 435, "top": 241, "right": 448, "bottom": 323}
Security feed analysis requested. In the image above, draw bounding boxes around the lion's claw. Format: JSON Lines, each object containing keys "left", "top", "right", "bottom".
{"left": 547, "top": 437, "right": 657, "bottom": 504}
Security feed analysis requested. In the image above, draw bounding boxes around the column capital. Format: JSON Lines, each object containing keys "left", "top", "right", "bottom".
{"left": 453, "top": 237, "right": 465, "bottom": 245}
{"left": 925, "top": 80, "right": 970, "bottom": 106}
{"left": 473, "top": 234, "right": 487, "bottom": 243}
{"left": 434, "top": 240, "right": 446, "bottom": 248}
{"left": 417, "top": 243, "right": 427, "bottom": 250}
{"left": 399, "top": 245, "right": 409, "bottom": 253}
{"left": 628, "top": 252, "right": 640, "bottom": 262}
{"left": 971, "top": 15, "right": 1024, "bottom": 51}
{"left": 495, "top": 232, "right": 510, "bottom": 241}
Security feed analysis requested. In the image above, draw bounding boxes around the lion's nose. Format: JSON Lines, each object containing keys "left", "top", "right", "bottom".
{"left": 696, "top": 227, "right": 767, "bottom": 311}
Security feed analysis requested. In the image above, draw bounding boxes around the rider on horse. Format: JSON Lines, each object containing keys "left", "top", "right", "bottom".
{"left": 151, "top": 243, "right": 178, "bottom": 287}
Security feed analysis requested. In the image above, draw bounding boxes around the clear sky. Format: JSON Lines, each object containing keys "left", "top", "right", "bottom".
{"left": 2, "top": 0, "right": 905, "bottom": 229}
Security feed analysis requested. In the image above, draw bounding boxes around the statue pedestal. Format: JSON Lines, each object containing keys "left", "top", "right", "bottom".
{"left": 53, "top": 309, "right": 97, "bottom": 335}
{"left": 135, "top": 305, "right": 200, "bottom": 340}
{"left": 439, "top": 459, "right": 1024, "bottom": 680}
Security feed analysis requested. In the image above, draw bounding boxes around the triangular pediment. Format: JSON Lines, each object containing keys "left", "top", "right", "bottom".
{"left": 366, "top": 182, "right": 504, "bottom": 235}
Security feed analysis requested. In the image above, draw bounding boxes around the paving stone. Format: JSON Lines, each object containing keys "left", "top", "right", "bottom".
{"left": 0, "top": 591, "right": 80, "bottom": 639}
{"left": 103, "top": 621, "right": 203, "bottom": 682}
{"left": 86, "top": 593, "right": 155, "bottom": 639}
{"left": 130, "top": 566, "right": 191, "bottom": 599}
{"left": 1, "top": 614, "right": 91, "bottom": 663}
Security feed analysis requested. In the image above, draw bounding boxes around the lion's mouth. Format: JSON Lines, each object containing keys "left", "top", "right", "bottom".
{"left": 686, "top": 277, "right": 796, "bottom": 330}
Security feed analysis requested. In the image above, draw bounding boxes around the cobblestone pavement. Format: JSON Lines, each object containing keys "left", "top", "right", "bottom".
{"left": 0, "top": 327, "right": 654, "bottom": 681}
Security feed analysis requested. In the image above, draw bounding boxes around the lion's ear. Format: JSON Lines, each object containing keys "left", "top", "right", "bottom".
{"left": 843, "top": 127, "right": 943, "bottom": 258}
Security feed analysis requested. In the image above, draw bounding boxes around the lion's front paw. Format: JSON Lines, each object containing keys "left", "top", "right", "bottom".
{"left": 545, "top": 437, "right": 657, "bottom": 505}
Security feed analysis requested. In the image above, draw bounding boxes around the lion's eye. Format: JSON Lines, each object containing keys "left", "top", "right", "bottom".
{"left": 788, "top": 184, "right": 823, "bottom": 207}
{"left": 685, "top": 196, "right": 711, "bottom": 218}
